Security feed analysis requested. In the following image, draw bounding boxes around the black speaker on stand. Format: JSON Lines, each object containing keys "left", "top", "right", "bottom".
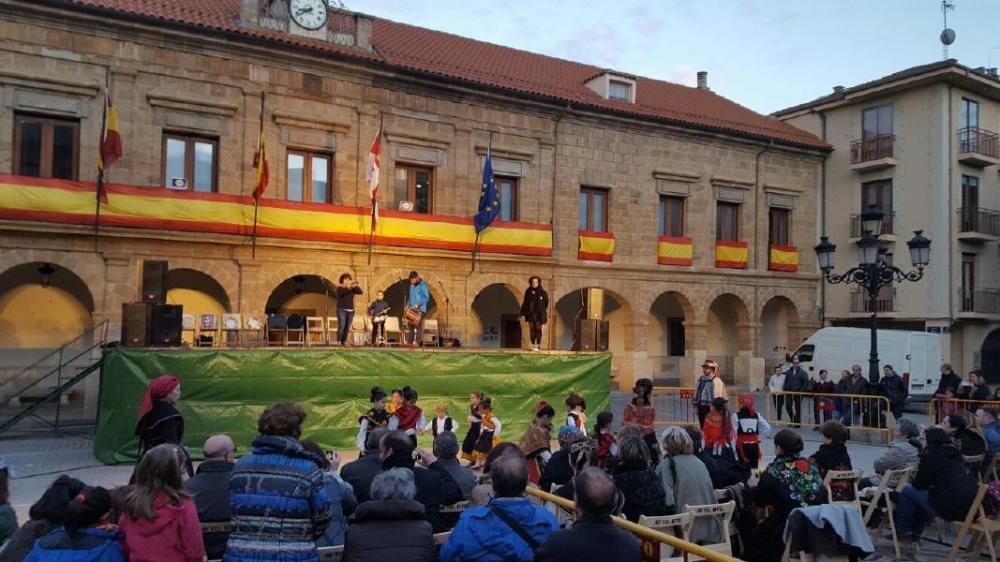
{"left": 122, "top": 303, "right": 151, "bottom": 347}
{"left": 150, "top": 304, "right": 182, "bottom": 346}
{"left": 141, "top": 260, "right": 168, "bottom": 305}
{"left": 572, "top": 318, "right": 609, "bottom": 352}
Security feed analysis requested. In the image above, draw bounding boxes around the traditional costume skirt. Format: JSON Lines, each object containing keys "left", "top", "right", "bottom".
{"left": 461, "top": 421, "right": 481, "bottom": 461}
{"left": 471, "top": 429, "right": 497, "bottom": 463}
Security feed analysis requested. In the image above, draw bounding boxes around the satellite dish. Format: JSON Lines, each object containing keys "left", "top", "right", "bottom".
{"left": 941, "top": 28, "right": 956, "bottom": 46}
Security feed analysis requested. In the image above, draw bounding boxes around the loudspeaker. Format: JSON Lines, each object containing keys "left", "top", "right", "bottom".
{"left": 573, "top": 318, "right": 609, "bottom": 352}
{"left": 141, "top": 260, "right": 168, "bottom": 305}
{"left": 122, "top": 303, "right": 151, "bottom": 347}
{"left": 585, "top": 288, "right": 604, "bottom": 320}
{"left": 150, "top": 304, "right": 182, "bottom": 346}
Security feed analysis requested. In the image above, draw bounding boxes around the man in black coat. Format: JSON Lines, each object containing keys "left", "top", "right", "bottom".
{"left": 379, "top": 430, "right": 444, "bottom": 532}
{"left": 783, "top": 358, "right": 810, "bottom": 426}
{"left": 341, "top": 428, "right": 387, "bottom": 504}
{"left": 535, "top": 467, "right": 640, "bottom": 562}
{"left": 183, "top": 434, "right": 235, "bottom": 560}
{"left": 879, "top": 365, "right": 907, "bottom": 420}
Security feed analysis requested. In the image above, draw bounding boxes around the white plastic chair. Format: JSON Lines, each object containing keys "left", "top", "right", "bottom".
{"left": 422, "top": 318, "right": 440, "bottom": 346}
{"left": 306, "top": 316, "right": 325, "bottom": 346}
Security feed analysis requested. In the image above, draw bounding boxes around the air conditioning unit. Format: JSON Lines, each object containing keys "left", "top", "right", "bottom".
{"left": 398, "top": 200, "right": 414, "bottom": 212}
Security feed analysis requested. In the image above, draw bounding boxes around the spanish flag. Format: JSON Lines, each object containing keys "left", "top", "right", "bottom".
{"left": 252, "top": 94, "right": 269, "bottom": 201}
{"left": 97, "top": 77, "right": 122, "bottom": 204}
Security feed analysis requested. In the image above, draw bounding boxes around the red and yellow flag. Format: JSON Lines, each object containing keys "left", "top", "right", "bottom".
{"left": 769, "top": 245, "right": 799, "bottom": 272}
{"left": 97, "top": 78, "right": 122, "bottom": 204}
{"left": 715, "top": 240, "right": 748, "bottom": 269}
{"left": 252, "top": 94, "right": 269, "bottom": 201}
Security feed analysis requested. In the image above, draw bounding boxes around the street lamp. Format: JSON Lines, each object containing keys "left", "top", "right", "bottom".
{"left": 815, "top": 219, "right": 931, "bottom": 384}
{"left": 37, "top": 263, "right": 55, "bottom": 288}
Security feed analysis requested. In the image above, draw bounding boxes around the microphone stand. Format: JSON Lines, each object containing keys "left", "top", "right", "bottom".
{"left": 437, "top": 280, "right": 455, "bottom": 347}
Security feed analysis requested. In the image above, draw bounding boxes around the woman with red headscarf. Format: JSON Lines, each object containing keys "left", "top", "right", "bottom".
{"left": 134, "top": 375, "right": 191, "bottom": 475}
{"left": 732, "top": 393, "right": 771, "bottom": 469}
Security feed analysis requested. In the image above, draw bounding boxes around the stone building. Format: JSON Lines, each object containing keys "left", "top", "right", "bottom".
{"left": 776, "top": 60, "right": 1000, "bottom": 383}
{"left": 0, "top": 0, "right": 827, "bottom": 399}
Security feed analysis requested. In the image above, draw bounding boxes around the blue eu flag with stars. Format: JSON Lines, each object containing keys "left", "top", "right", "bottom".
{"left": 474, "top": 149, "right": 500, "bottom": 233}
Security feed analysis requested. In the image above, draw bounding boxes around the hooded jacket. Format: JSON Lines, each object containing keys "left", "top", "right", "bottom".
{"left": 439, "top": 497, "right": 558, "bottom": 562}
{"left": 24, "top": 527, "right": 125, "bottom": 562}
{"left": 912, "top": 441, "right": 978, "bottom": 521}
{"left": 183, "top": 459, "right": 233, "bottom": 560}
{"left": 118, "top": 496, "right": 204, "bottom": 562}
{"left": 520, "top": 285, "right": 549, "bottom": 324}
{"left": 342, "top": 500, "right": 435, "bottom": 562}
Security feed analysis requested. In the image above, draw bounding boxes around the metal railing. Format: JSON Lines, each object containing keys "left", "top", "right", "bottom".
{"left": 850, "top": 134, "right": 895, "bottom": 163}
{"left": 958, "top": 207, "right": 1000, "bottom": 236}
{"left": 766, "top": 390, "right": 893, "bottom": 443}
{"left": 850, "top": 288, "right": 895, "bottom": 313}
{"left": 959, "top": 288, "right": 1000, "bottom": 314}
{"left": 959, "top": 127, "right": 1000, "bottom": 158}
{"left": 525, "top": 487, "right": 740, "bottom": 562}
{"left": 929, "top": 397, "right": 1000, "bottom": 424}
{"left": 849, "top": 211, "right": 894, "bottom": 237}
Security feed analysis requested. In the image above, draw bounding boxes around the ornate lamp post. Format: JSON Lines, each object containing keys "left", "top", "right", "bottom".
{"left": 814, "top": 206, "right": 931, "bottom": 384}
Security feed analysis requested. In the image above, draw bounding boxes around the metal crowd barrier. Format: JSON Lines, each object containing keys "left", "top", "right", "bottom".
{"left": 651, "top": 386, "right": 698, "bottom": 426}
{"left": 929, "top": 397, "right": 1000, "bottom": 424}
{"left": 526, "top": 486, "right": 740, "bottom": 562}
{"left": 766, "top": 390, "right": 893, "bottom": 443}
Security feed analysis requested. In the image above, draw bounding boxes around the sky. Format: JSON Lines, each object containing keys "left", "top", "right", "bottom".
{"left": 346, "top": 0, "right": 1000, "bottom": 115}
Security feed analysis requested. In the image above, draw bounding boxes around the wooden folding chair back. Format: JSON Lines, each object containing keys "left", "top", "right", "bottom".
{"left": 984, "top": 454, "right": 1000, "bottom": 483}
{"left": 947, "top": 484, "right": 1000, "bottom": 562}
{"left": 305, "top": 316, "right": 325, "bottom": 346}
{"left": 639, "top": 513, "right": 693, "bottom": 562}
{"left": 823, "top": 469, "right": 864, "bottom": 517}
{"left": 861, "top": 466, "right": 912, "bottom": 559}
{"left": 965, "top": 454, "right": 987, "bottom": 482}
{"left": 440, "top": 500, "right": 470, "bottom": 514}
{"left": 684, "top": 501, "right": 735, "bottom": 560}
{"left": 317, "top": 545, "right": 344, "bottom": 561}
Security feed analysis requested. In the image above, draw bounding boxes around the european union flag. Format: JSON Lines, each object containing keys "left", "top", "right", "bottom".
{"left": 474, "top": 149, "right": 500, "bottom": 233}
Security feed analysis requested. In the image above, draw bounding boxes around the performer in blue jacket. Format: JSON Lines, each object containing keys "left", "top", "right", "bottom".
{"left": 405, "top": 270, "right": 430, "bottom": 347}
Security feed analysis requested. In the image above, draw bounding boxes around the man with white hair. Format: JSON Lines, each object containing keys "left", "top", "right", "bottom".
{"left": 183, "top": 434, "right": 236, "bottom": 560}
{"left": 342, "top": 468, "right": 436, "bottom": 560}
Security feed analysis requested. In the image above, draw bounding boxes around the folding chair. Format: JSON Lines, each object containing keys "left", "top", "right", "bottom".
{"left": 861, "top": 466, "right": 912, "bottom": 560}
{"left": 422, "top": 318, "right": 440, "bottom": 347}
{"left": 267, "top": 313, "right": 287, "bottom": 346}
{"left": 384, "top": 317, "right": 403, "bottom": 346}
{"left": 316, "top": 545, "right": 344, "bottom": 561}
{"left": 639, "top": 512, "right": 693, "bottom": 562}
{"left": 984, "top": 454, "right": 1000, "bottom": 483}
{"left": 222, "top": 314, "right": 241, "bottom": 346}
{"left": 684, "top": 501, "right": 736, "bottom": 560}
{"left": 433, "top": 532, "right": 452, "bottom": 546}
{"left": 823, "top": 469, "right": 864, "bottom": 518}
{"left": 350, "top": 315, "right": 367, "bottom": 346}
{"left": 286, "top": 313, "right": 305, "bottom": 346}
{"left": 305, "top": 316, "right": 325, "bottom": 346}
{"left": 947, "top": 484, "right": 1000, "bottom": 562}
{"left": 243, "top": 314, "right": 266, "bottom": 346}
{"left": 198, "top": 314, "right": 219, "bottom": 347}
{"left": 181, "top": 313, "right": 197, "bottom": 345}
{"left": 440, "top": 500, "right": 471, "bottom": 514}
{"left": 325, "top": 316, "right": 338, "bottom": 346}
{"left": 966, "top": 454, "right": 987, "bottom": 482}
{"left": 782, "top": 505, "right": 873, "bottom": 562}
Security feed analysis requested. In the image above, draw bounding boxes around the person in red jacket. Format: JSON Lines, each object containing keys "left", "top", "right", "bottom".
{"left": 119, "top": 444, "right": 205, "bottom": 562}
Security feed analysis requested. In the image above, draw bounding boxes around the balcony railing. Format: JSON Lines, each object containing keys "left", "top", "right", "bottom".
{"left": 850, "top": 134, "right": 895, "bottom": 164}
{"left": 959, "top": 127, "right": 1000, "bottom": 159}
{"left": 960, "top": 288, "right": 1000, "bottom": 315}
{"left": 851, "top": 289, "right": 895, "bottom": 313}
{"left": 958, "top": 207, "right": 1000, "bottom": 236}
{"left": 849, "top": 211, "right": 895, "bottom": 238}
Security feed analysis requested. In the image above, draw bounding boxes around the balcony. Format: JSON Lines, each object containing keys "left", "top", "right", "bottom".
{"left": 851, "top": 289, "right": 895, "bottom": 314}
{"left": 957, "top": 207, "right": 1000, "bottom": 242}
{"left": 850, "top": 211, "right": 895, "bottom": 239}
{"left": 958, "top": 127, "right": 1000, "bottom": 167}
{"left": 959, "top": 288, "right": 1000, "bottom": 316}
{"left": 850, "top": 134, "right": 896, "bottom": 171}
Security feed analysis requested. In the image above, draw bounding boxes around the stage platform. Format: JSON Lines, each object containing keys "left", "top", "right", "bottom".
{"left": 94, "top": 347, "right": 611, "bottom": 464}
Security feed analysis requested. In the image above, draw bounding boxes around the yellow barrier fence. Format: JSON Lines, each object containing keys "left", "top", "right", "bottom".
{"left": 651, "top": 387, "right": 750, "bottom": 428}
{"left": 766, "top": 390, "right": 893, "bottom": 443}
{"left": 526, "top": 486, "right": 740, "bottom": 562}
{"left": 929, "top": 397, "right": 1000, "bottom": 424}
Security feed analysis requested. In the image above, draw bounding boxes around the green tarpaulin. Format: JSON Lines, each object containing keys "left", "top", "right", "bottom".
{"left": 94, "top": 348, "right": 612, "bottom": 464}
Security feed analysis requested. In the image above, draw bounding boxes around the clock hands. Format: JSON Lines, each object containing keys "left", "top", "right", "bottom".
{"left": 295, "top": 6, "right": 314, "bottom": 16}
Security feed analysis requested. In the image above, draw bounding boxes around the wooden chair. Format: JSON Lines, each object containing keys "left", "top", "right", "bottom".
{"left": 222, "top": 313, "right": 241, "bottom": 346}
{"left": 684, "top": 501, "right": 736, "bottom": 560}
{"left": 966, "top": 454, "right": 987, "bottom": 482}
{"left": 316, "top": 545, "right": 344, "bottom": 561}
{"left": 823, "top": 469, "right": 864, "bottom": 518}
{"left": 243, "top": 314, "right": 266, "bottom": 346}
{"left": 305, "top": 316, "right": 325, "bottom": 346}
{"left": 266, "top": 313, "right": 287, "bottom": 346}
{"left": 440, "top": 500, "right": 470, "bottom": 514}
{"left": 860, "top": 466, "right": 912, "bottom": 560}
{"left": 639, "top": 512, "right": 693, "bottom": 562}
{"left": 984, "top": 454, "right": 1000, "bottom": 483}
{"left": 286, "top": 313, "right": 305, "bottom": 346}
{"left": 782, "top": 505, "right": 872, "bottom": 562}
{"left": 947, "top": 484, "right": 1000, "bottom": 562}
{"left": 422, "top": 318, "right": 440, "bottom": 347}
{"left": 433, "top": 531, "right": 452, "bottom": 546}
{"left": 384, "top": 317, "right": 403, "bottom": 346}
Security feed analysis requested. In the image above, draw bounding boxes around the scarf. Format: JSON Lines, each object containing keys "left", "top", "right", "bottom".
{"left": 395, "top": 404, "right": 422, "bottom": 430}
{"left": 766, "top": 454, "right": 823, "bottom": 507}
{"left": 136, "top": 375, "right": 179, "bottom": 431}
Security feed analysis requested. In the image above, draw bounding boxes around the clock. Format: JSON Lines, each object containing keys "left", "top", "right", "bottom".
{"left": 289, "top": 0, "right": 328, "bottom": 30}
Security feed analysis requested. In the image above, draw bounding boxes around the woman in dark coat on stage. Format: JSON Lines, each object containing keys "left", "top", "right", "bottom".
{"left": 520, "top": 276, "right": 549, "bottom": 351}
{"left": 134, "top": 374, "right": 192, "bottom": 476}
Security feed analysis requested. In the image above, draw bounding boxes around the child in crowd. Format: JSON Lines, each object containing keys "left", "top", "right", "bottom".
{"left": 518, "top": 401, "right": 556, "bottom": 484}
{"left": 623, "top": 378, "right": 659, "bottom": 465}
{"left": 702, "top": 397, "right": 735, "bottom": 457}
{"left": 387, "top": 388, "right": 403, "bottom": 415}
{"left": 461, "top": 391, "right": 484, "bottom": 465}
{"left": 593, "top": 411, "right": 618, "bottom": 469}
{"left": 471, "top": 397, "right": 502, "bottom": 469}
{"left": 565, "top": 393, "right": 588, "bottom": 436}
{"left": 25, "top": 485, "right": 125, "bottom": 562}
{"left": 0, "top": 457, "right": 14, "bottom": 544}
{"left": 732, "top": 393, "right": 770, "bottom": 469}
{"left": 393, "top": 386, "right": 424, "bottom": 448}
{"left": 367, "top": 291, "right": 390, "bottom": 345}
{"left": 356, "top": 386, "right": 393, "bottom": 454}
{"left": 423, "top": 404, "right": 458, "bottom": 438}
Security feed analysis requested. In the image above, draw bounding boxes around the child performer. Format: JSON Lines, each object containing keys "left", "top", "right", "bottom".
{"left": 356, "top": 386, "right": 394, "bottom": 453}
{"left": 392, "top": 386, "right": 424, "bottom": 448}
{"left": 471, "top": 397, "right": 501, "bottom": 469}
{"left": 518, "top": 401, "right": 555, "bottom": 484}
{"left": 423, "top": 404, "right": 458, "bottom": 437}
{"left": 702, "top": 397, "right": 735, "bottom": 457}
{"left": 387, "top": 388, "right": 403, "bottom": 415}
{"left": 623, "top": 378, "right": 659, "bottom": 464}
{"left": 593, "top": 411, "right": 618, "bottom": 469}
{"left": 565, "top": 393, "right": 588, "bottom": 436}
{"left": 367, "top": 291, "right": 390, "bottom": 345}
{"left": 732, "top": 393, "right": 770, "bottom": 469}
{"left": 460, "top": 391, "right": 484, "bottom": 464}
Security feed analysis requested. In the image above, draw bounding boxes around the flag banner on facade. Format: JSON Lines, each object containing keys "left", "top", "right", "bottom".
{"left": 473, "top": 148, "right": 500, "bottom": 233}
{"left": 251, "top": 97, "right": 269, "bottom": 201}
{"left": 768, "top": 244, "right": 799, "bottom": 272}
{"left": 657, "top": 236, "right": 693, "bottom": 266}
{"left": 578, "top": 229, "right": 615, "bottom": 262}
{"left": 0, "top": 175, "right": 553, "bottom": 256}
{"left": 366, "top": 122, "right": 382, "bottom": 226}
{"left": 97, "top": 79, "right": 123, "bottom": 205}
{"left": 715, "top": 240, "right": 749, "bottom": 269}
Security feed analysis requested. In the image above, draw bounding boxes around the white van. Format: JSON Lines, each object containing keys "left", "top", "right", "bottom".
{"left": 782, "top": 327, "right": 944, "bottom": 397}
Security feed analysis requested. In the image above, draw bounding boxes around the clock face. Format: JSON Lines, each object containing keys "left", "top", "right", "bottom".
{"left": 289, "top": 0, "right": 328, "bottom": 30}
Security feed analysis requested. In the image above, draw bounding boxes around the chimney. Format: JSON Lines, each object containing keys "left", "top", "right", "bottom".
{"left": 354, "top": 13, "right": 374, "bottom": 50}
{"left": 239, "top": 0, "right": 259, "bottom": 27}
{"left": 696, "top": 71, "right": 709, "bottom": 90}
{"left": 833, "top": 85, "right": 845, "bottom": 94}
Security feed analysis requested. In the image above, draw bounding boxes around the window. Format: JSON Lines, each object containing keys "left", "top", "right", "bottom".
{"left": 962, "top": 175, "right": 980, "bottom": 230}
{"left": 961, "top": 98, "right": 980, "bottom": 130}
{"left": 861, "top": 179, "right": 892, "bottom": 213}
{"left": 13, "top": 114, "right": 79, "bottom": 179}
{"left": 657, "top": 196, "right": 684, "bottom": 237}
{"left": 393, "top": 164, "right": 432, "bottom": 213}
{"left": 579, "top": 187, "right": 609, "bottom": 232}
{"left": 162, "top": 133, "right": 218, "bottom": 192}
{"left": 609, "top": 80, "right": 632, "bottom": 102}
{"left": 793, "top": 344, "right": 815, "bottom": 363}
{"left": 286, "top": 150, "right": 332, "bottom": 203}
{"left": 862, "top": 104, "right": 893, "bottom": 139}
{"left": 962, "top": 253, "right": 976, "bottom": 311}
{"left": 768, "top": 208, "right": 791, "bottom": 246}
{"left": 497, "top": 176, "right": 518, "bottom": 221}
{"left": 715, "top": 202, "right": 740, "bottom": 241}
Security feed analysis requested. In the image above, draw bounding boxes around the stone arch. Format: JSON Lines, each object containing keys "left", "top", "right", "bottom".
{"left": 470, "top": 282, "right": 523, "bottom": 348}
{"left": 553, "top": 285, "right": 634, "bottom": 357}
{"left": 0, "top": 261, "right": 96, "bottom": 349}
{"left": 706, "top": 293, "right": 752, "bottom": 383}
{"left": 366, "top": 269, "right": 447, "bottom": 322}
{"left": 646, "top": 290, "right": 696, "bottom": 383}
{"left": 759, "top": 295, "right": 800, "bottom": 372}
{"left": 264, "top": 273, "right": 338, "bottom": 316}
{"left": 982, "top": 329, "right": 1000, "bottom": 385}
{"left": 165, "top": 268, "right": 233, "bottom": 315}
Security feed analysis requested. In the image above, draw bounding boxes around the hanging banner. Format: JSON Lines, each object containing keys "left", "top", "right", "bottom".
{"left": 657, "top": 236, "right": 693, "bottom": 266}
{"left": 715, "top": 240, "right": 748, "bottom": 269}
{"left": 769, "top": 245, "right": 799, "bottom": 272}
{"left": 579, "top": 230, "right": 615, "bottom": 262}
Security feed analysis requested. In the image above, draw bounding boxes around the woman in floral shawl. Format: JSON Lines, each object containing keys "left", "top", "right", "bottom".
{"left": 518, "top": 401, "right": 556, "bottom": 484}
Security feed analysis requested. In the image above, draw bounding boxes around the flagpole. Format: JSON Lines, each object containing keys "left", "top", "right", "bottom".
{"left": 251, "top": 197, "right": 260, "bottom": 259}
{"left": 367, "top": 113, "right": 383, "bottom": 265}
{"left": 94, "top": 171, "right": 103, "bottom": 253}
{"left": 472, "top": 132, "right": 494, "bottom": 272}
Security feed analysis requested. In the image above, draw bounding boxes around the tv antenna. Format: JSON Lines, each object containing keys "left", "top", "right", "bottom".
{"left": 940, "top": 1, "right": 956, "bottom": 60}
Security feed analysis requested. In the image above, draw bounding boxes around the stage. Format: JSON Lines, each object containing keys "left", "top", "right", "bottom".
{"left": 93, "top": 346, "right": 612, "bottom": 464}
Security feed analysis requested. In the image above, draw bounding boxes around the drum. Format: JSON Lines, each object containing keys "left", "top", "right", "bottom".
{"left": 404, "top": 307, "right": 423, "bottom": 326}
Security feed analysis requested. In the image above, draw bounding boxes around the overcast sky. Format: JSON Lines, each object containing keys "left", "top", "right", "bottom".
{"left": 352, "top": 0, "right": 1000, "bottom": 114}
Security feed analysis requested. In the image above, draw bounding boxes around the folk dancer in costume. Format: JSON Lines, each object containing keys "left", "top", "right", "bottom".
{"left": 423, "top": 404, "right": 458, "bottom": 438}
{"left": 471, "top": 397, "right": 501, "bottom": 469}
{"left": 519, "top": 276, "right": 549, "bottom": 351}
{"left": 702, "top": 397, "right": 735, "bottom": 458}
{"left": 404, "top": 270, "right": 430, "bottom": 347}
{"left": 334, "top": 273, "right": 363, "bottom": 346}
{"left": 392, "top": 386, "right": 425, "bottom": 448}
{"left": 732, "top": 393, "right": 770, "bottom": 469}
{"left": 593, "top": 411, "right": 618, "bottom": 469}
{"left": 134, "top": 374, "right": 192, "bottom": 477}
{"left": 565, "top": 393, "right": 588, "bottom": 436}
{"left": 460, "top": 391, "right": 484, "bottom": 464}
{"left": 367, "top": 290, "right": 390, "bottom": 346}
{"left": 518, "top": 401, "right": 556, "bottom": 484}
{"left": 356, "top": 386, "right": 395, "bottom": 454}
{"left": 693, "top": 359, "right": 726, "bottom": 427}
{"left": 623, "top": 378, "right": 659, "bottom": 464}
{"left": 386, "top": 387, "right": 403, "bottom": 415}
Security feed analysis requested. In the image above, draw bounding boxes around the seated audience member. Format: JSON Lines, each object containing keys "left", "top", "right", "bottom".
{"left": 379, "top": 430, "right": 444, "bottom": 531}
{"left": 24, "top": 485, "right": 124, "bottom": 562}
{"left": 342, "top": 468, "right": 435, "bottom": 562}
{"left": 895, "top": 427, "right": 978, "bottom": 555}
{"left": 340, "top": 428, "right": 387, "bottom": 504}
{"left": 976, "top": 408, "right": 1000, "bottom": 455}
{"left": 440, "top": 450, "right": 558, "bottom": 562}
{"left": 867, "top": 418, "right": 920, "bottom": 488}
{"left": 0, "top": 459, "right": 12, "bottom": 545}
{"left": 534, "top": 468, "right": 640, "bottom": 562}
{"left": 553, "top": 439, "right": 598, "bottom": 501}
{"left": 538, "top": 426, "right": 586, "bottom": 493}
{"left": 470, "top": 442, "right": 523, "bottom": 506}
{"left": 299, "top": 440, "right": 357, "bottom": 548}
{"left": 418, "top": 431, "right": 477, "bottom": 501}
{"left": 610, "top": 436, "right": 670, "bottom": 522}
{"left": 0, "top": 475, "right": 84, "bottom": 562}
{"left": 942, "top": 413, "right": 986, "bottom": 457}
{"left": 810, "top": 421, "right": 853, "bottom": 501}
{"left": 183, "top": 434, "right": 235, "bottom": 560}
{"left": 656, "top": 426, "right": 720, "bottom": 544}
